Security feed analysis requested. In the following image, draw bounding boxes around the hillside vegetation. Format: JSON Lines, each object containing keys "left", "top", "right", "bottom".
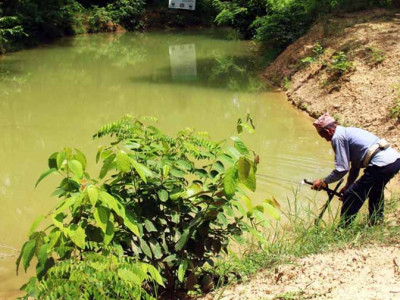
{"left": 0, "top": 0, "right": 397, "bottom": 54}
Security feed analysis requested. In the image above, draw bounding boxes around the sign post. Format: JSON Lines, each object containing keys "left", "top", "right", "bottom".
{"left": 168, "top": 0, "right": 196, "bottom": 11}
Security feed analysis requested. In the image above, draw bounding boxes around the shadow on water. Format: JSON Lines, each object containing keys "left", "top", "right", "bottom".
{"left": 128, "top": 55, "right": 272, "bottom": 92}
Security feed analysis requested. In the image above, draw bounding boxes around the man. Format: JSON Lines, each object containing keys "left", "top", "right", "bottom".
{"left": 312, "top": 113, "right": 400, "bottom": 227}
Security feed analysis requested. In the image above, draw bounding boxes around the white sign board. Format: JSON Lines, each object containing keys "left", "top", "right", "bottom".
{"left": 168, "top": 0, "right": 196, "bottom": 11}
{"left": 169, "top": 44, "right": 197, "bottom": 81}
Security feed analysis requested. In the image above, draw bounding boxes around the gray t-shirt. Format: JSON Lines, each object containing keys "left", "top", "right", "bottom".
{"left": 324, "top": 126, "right": 400, "bottom": 184}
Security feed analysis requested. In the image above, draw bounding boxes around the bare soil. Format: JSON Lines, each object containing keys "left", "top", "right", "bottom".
{"left": 204, "top": 246, "right": 400, "bottom": 300}
{"left": 264, "top": 9, "right": 400, "bottom": 147}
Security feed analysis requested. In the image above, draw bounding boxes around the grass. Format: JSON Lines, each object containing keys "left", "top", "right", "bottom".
{"left": 205, "top": 192, "right": 400, "bottom": 296}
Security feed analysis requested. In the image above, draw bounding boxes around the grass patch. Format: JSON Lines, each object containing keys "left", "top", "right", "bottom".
{"left": 206, "top": 193, "right": 400, "bottom": 295}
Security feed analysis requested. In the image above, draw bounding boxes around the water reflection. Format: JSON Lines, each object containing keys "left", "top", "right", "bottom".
{"left": 169, "top": 43, "right": 197, "bottom": 81}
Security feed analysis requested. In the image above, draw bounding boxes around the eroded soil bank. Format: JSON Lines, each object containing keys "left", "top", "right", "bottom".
{"left": 264, "top": 9, "right": 400, "bottom": 147}
{"left": 205, "top": 246, "right": 400, "bottom": 300}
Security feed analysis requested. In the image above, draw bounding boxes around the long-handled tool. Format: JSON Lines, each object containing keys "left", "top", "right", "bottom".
{"left": 303, "top": 179, "right": 344, "bottom": 226}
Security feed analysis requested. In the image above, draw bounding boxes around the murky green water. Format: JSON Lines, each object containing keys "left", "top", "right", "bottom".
{"left": 0, "top": 29, "right": 333, "bottom": 297}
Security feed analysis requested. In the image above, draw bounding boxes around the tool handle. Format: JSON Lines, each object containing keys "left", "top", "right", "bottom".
{"left": 303, "top": 179, "right": 343, "bottom": 198}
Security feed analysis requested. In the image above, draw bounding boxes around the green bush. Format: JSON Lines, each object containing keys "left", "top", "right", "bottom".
{"left": 326, "top": 51, "right": 353, "bottom": 75}
{"left": 87, "top": 6, "right": 115, "bottom": 33}
{"left": 108, "top": 0, "right": 145, "bottom": 30}
{"left": 0, "top": 15, "right": 26, "bottom": 53}
{"left": 17, "top": 115, "right": 278, "bottom": 297}
{"left": 252, "top": 1, "right": 315, "bottom": 50}
{"left": 213, "top": 0, "right": 267, "bottom": 39}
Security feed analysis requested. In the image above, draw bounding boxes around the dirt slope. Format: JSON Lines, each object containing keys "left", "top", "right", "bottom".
{"left": 264, "top": 9, "right": 400, "bottom": 147}
{"left": 205, "top": 246, "right": 400, "bottom": 300}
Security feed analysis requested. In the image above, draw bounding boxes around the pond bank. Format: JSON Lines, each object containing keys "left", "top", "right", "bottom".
{"left": 264, "top": 9, "right": 400, "bottom": 148}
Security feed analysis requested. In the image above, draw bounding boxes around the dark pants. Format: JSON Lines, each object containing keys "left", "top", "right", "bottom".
{"left": 340, "top": 158, "right": 400, "bottom": 227}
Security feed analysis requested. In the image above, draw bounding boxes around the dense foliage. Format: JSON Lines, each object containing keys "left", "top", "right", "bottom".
{"left": 213, "top": 0, "right": 396, "bottom": 49}
{"left": 0, "top": 0, "right": 396, "bottom": 54}
{"left": 17, "top": 115, "right": 278, "bottom": 298}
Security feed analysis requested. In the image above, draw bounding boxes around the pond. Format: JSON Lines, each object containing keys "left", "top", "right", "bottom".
{"left": 0, "top": 29, "right": 333, "bottom": 297}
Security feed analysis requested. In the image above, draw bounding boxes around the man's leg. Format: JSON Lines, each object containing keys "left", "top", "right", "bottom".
{"left": 367, "top": 158, "right": 400, "bottom": 225}
{"left": 340, "top": 173, "right": 373, "bottom": 227}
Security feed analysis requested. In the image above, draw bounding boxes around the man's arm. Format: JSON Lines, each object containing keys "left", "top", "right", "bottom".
{"left": 313, "top": 133, "right": 349, "bottom": 189}
{"left": 346, "top": 165, "right": 360, "bottom": 188}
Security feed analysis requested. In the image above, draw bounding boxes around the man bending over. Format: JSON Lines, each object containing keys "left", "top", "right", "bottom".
{"left": 312, "top": 113, "right": 400, "bottom": 227}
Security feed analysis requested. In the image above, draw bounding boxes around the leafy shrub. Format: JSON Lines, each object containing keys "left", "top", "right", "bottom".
{"left": 17, "top": 115, "right": 277, "bottom": 297}
{"left": 300, "top": 42, "right": 325, "bottom": 65}
{"left": 213, "top": 0, "right": 267, "bottom": 39}
{"left": 364, "top": 46, "right": 385, "bottom": 66}
{"left": 107, "top": 0, "right": 145, "bottom": 30}
{"left": 326, "top": 51, "right": 353, "bottom": 76}
{"left": 252, "top": 1, "right": 314, "bottom": 50}
{"left": 0, "top": 15, "right": 26, "bottom": 53}
{"left": 87, "top": 6, "right": 115, "bottom": 33}
{"left": 20, "top": 250, "right": 162, "bottom": 299}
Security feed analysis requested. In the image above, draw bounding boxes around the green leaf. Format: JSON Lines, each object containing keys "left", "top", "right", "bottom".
{"left": 35, "top": 243, "right": 48, "bottom": 279}
{"left": 178, "top": 260, "right": 188, "bottom": 283}
{"left": 55, "top": 196, "right": 76, "bottom": 214}
{"left": 48, "top": 152, "right": 58, "bottom": 169}
{"left": 238, "top": 157, "right": 256, "bottom": 192}
{"left": 212, "top": 161, "right": 225, "bottom": 173}
{"left": 175, "top": 160, "right": 192, "bottom": 171}
{"left": 35, "top": 168, "right": 57, "bottom": 188}
{"left": 162, "top": 165, "right": 170, "bottom": 178}
{"left": 182, "top": 183, "right": 202, "bottom": 198}
{"left": 241, "top": 195, "right": 253, "bottom": 213}
{"left": 175, "top": 229, "right": 189, "bottom": 251}
{"left": 130, "top": 158, "right": 153, "bottom": 183}
{"left": 99, "top": 153, "right": 116, "bottom": 179}
{"left": 118, "top": 269, "right": 142, "bottom": 286}
{"left": 238, "top": 157, "right": 251, "bottom": 180}
{"left": 124, "top": 211, "right": 140, "bottom": 237}
{"left": 22, "top": 239, "right": 36, "bottom": 273}
{"left": 147, "top": 264, "right": 165, "bottom": 287}
{"left": 87, "top": 185, "right": 99, "bottom": 206}
{"left": 56, "top": 152, "right": 66, "bottom": 169}
{"left": 94, "top": 206, "right": 110, "bottom": 233}
{"left": 224, "top": 166, "right": 238, "bottom": 199}
{"left": 96, "top": 145, "right": 105, "bottom": 163}
{"left": 140, "top": 238, "right": 153, "bottom": 259}
{"left": 73, "top": 149, "right": 87, "bottom": 170}
{"left": 67, "top": 224, "right": 86, "bottom": 249}
{"left": 28, "top": 215, "right": 44, "bottom": 237}
{"left": 217, "top": 213, "right": 228, "bottom": 227}
{"left": 47, "top": 230, "right": 61, "bottom": 250}
{"left": 52, "top": 212, "right": 65, "bottom": 230}
{"left": 231, "top": 136, "right": 249, "bottom": 155}
{"left": 99, "top": 191, "right": 125, "bottom": 218}
{"left": 144, "top": 220, "right": 157, "bottom": 232}
{"left": 116, "top": 152, "right": 131, "bottom": 173}
{"left": 104, "top": 220, "right": 114, "bottom": 245}
{"left": 263, "top": 202, "right": 281, "bottom": 220}
{"left": 68, "top": 160, "right": 83, "bottom": 179}
{"left": 157, "top": 189, "right": 169, "bottom": 202}
{"left": 148, "top": 238, "right": 163, "bottom": 259}
{"left": 225, "top": 146, "right": 241, "bottom": 161}
{"left": 170, "top": 168, "right": 186, "bottom": 178}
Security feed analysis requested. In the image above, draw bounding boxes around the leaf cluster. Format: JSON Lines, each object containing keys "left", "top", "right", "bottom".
{"left": 18, "top": 115, "right": 280, "bottom": 297}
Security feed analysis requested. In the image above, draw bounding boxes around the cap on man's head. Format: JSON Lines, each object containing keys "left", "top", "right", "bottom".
{"left": 313, "top": 113, "right": 336, "bottom": 132}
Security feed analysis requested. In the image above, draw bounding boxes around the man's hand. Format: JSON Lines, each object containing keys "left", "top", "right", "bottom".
{"left": 338, "top": 186, "right": 348, "bottom": 201}
{"left": 312, "top": 179, "right": 327, "bottom": 191}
